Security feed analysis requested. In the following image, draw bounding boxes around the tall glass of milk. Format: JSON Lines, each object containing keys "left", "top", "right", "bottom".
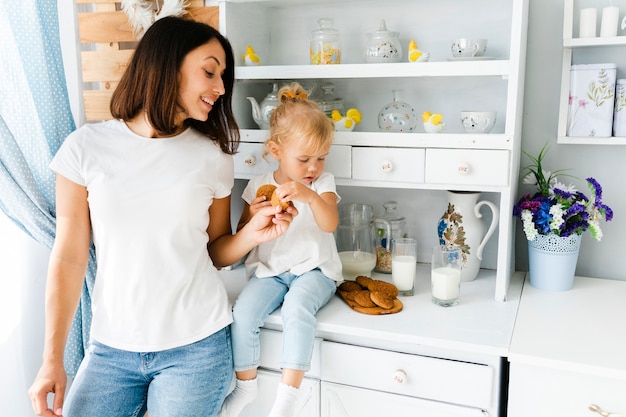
{"left": 391, "top": 238, "right": 417, "bottom": 296}
{"left": 431, "top": 245, "right": 462, "bottom": 307}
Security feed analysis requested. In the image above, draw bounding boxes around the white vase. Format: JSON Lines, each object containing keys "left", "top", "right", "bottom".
{"left": 567, "top": 63, "right": 617, "bottom": 137}
{"left": 437, "top": 191, "right": 499, "bottom": 282}
{"left": 528, "top": 234, "right": 582, "bottom": 291}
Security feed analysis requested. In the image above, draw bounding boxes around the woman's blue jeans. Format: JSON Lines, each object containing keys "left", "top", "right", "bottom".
{"left": 230, "top": 268, "right": 336, "bottom": 372}
{"left": 64, "top": 326, "right": 233, "bottom": 417}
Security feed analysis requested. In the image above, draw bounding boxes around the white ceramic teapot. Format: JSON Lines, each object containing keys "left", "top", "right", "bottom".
{"left": 247, "top": 82, "right": 279, "bottom": 130}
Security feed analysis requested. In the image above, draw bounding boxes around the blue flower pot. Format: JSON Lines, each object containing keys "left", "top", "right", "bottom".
{"left": 528, "top": 234, "right": 582, "bottom": 291}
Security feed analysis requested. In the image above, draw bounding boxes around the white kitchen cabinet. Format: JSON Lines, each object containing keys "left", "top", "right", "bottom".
{"left": 321, "top": 382, "right": 487, "bottom": 417}
{"left": 508, "top": 276, "right": 626, "bottom": 417}
{"left": 557, "top": 0, "right": 626, "bottom": 145}
{"left": 321, "top": 341, "right": 495, "bottom": 414}
{"left": 218, "top": 0, "right": 529, "bottom": 302}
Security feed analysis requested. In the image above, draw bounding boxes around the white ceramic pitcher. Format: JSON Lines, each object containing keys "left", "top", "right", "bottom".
{"left": 437, "top": 191, "right": 499, "bottom": 282}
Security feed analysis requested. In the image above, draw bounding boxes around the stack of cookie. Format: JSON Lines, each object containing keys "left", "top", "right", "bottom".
{"left": 337, "top": 276, "right": 403, "bottom": 315}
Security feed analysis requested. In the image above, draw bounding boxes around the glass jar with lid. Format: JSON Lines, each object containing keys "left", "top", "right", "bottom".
{"left": 313, "top": 82, "right": 344, "bottom": 117}
{"left": 374, "top": 201, "right": 407, "bottom": 273}
{"left": 310, "top": 18, "right": 341, "bottom": 65}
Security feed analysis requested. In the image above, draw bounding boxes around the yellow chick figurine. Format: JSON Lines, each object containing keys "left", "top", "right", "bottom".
{"left": 422, "top": 111, "right": 444, "bottom": 133}
{"left": 331, "top": 108, "right": 362, "bottom": 132}
{"left": 242, "top": 45, "right": 261, "bottom": 66}
{"left": 408, "top": 39, "right": 430, "bottom": 63}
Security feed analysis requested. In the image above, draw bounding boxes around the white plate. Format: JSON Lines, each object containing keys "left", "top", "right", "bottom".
{"left": 447, "top": 56, "right": 496, "bottom": 61}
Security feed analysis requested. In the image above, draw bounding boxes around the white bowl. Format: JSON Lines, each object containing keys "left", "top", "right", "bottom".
{"left": 451, "top": 38, "right": 487, "bottom": 58}
{"left": 460, "top": 111, "right": 496, "bottom": 133}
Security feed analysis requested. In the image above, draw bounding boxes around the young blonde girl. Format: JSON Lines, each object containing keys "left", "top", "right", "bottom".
{"left": 219, "top": 83, "right": 342, "bottom": 417}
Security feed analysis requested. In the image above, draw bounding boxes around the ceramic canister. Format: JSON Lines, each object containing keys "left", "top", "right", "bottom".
{"left": 567, "top": 63, "right": 617, "bottom": 137}
{"left": 613, "top": 79, "right": 626, "bottom": 137}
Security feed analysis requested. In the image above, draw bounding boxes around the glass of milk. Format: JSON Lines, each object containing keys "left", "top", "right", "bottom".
{"left": 431, "top": 245, "right": 462, "bottom": 307}
{"left": 391, "top": 238, "right": 417, "bottom": 296}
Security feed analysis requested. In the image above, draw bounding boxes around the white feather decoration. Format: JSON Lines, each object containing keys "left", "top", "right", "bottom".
{"left": 121, "top": 0, "right": 189, "bottom": 37}
{"left": 155, "top": 0, "right": 188, "bottom": 22}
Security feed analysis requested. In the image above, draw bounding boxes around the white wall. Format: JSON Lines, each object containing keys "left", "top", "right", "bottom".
{"left": 516, "top": 0, "right": 626, "bottom": 280}
{"left": 0, "top": 211, "right": 49, "bottom": 417}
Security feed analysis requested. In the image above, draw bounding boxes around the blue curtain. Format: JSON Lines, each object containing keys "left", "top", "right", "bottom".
{"left": 0, "top": 0, "right": 95, "bottom": 376}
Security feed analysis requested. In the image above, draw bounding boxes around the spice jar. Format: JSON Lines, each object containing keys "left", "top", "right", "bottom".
{"left": 310, "top": 18, "right": 341, "bottom": 65}
{"left": 374, "top": 201, "right": 407, "bottom": 273}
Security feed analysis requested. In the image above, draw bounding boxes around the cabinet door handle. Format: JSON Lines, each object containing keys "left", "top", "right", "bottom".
{"left": 381, "top": 159, "right": 393, "bottom": 173}
{"left": 244, "top": 155, "right": 256, "bottom": 167}
{"left": 457, "top": 162, "right": 470, "bottom": 175}
{"left": 589, "top": 404, "right": 626, "bottom": 417}
{"left": 392, "top": 369, "right": 408, "bottom": 384}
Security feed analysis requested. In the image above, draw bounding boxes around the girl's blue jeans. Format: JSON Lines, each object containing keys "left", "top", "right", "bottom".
{"left": 230, "top": 268, "right": 336, "bottom": 372}
{"left": 64, "top": 326, "right": 233, "bottom": 417}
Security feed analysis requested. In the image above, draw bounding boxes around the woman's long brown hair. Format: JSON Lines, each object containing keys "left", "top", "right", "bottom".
{"left": 110, "top": 16, "right": 239, "bottom": 154}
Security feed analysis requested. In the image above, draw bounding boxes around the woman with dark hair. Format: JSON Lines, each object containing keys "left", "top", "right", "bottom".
{"left": 28, "top": 16, "right": 296, "bottom": 417}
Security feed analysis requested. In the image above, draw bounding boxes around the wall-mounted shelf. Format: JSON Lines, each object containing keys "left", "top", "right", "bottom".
{"left": 557, "top": 0, "right": 626, "bottom": 145}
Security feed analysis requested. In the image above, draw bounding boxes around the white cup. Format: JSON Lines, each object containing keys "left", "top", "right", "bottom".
{"left": 391, "top": 238, "right": 417, "bottom": 296}
{"left": 460, "top": 111, "right": 497, "bottom": 133}
{"left": 431, "top": 245, "right": 462, "bottom": 307}
{"left": 450, "top": 38, "right": 487, "bottom": 58}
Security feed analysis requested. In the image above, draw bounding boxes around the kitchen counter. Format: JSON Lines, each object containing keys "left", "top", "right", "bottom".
{"left": 509, "top": 276, "right": 626, "bottom": 380}
{"left": 219, "top": 264, "right": 525, "bottom": 359}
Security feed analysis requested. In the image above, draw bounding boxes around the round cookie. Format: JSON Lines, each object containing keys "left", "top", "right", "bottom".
{"left": 355, "top": 275, "right": 373, "bottom": 289}
{"left": 367, "top": 280, "right": 399, "bottom": 299}
{"left": 370, "top": 291, "right": 395, "bottom": 309}
{"left": 256, "top": 184, "right": 276, "bottom": 201}
{"left": 338, "top": 281, "right": 362, "bottom": 293}
{"left": 353, "top": 290, "right": 376, "bottom": 308}
{"left": 270, "top": 190, "right": 293, "bottom": 212}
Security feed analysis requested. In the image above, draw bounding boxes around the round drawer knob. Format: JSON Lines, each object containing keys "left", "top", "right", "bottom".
{"left": 244, "top": 155, "right": 256, "bottom": 167}
{"left": 381, "top": 160, "right": 393, "bottom": 173}
{"left": 392, "top": 369, "right": 407, "bottom": 384}
{"left": 457, "top": 162, "right": 470, "bottom": 175}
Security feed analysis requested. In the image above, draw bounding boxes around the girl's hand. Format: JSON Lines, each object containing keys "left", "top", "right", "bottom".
{"left": 275, "top": 181, "right": 316, "bottom": 205}
{"left": 248, "top": 195, "right": 272, "bottom": 218}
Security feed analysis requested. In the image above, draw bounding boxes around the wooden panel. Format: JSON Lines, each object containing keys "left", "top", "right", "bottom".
{"left": 78, "top": 11, "right": 135, "bottom": 43}
{"left": 81, "top": 49, "right": 134, "bottom": 82}
{"left": 83, "top": 90, "right": 114, "bottom": 121}
{"left": 76, "top": 1, "right": 218, "bottom": 121}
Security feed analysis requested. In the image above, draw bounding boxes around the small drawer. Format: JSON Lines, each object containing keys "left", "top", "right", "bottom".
{"left": 234, "top": 142, "right": 277, "bottom": 178}
{"left": 352, "top": 147, "right": 425, "bottom": 183}
{"left": 425, "top": 149, "right": 509, "bottom": 186}
{"left": 325, "top": 145, "right": 351, "bottom": 179}
{"left": 321, "top": 341, "right": 493, "bottom": 409}
{"left": 259, "top": 329, "right": 322, "bottom": 378}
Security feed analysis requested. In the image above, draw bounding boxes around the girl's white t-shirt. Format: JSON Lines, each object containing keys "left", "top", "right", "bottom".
{"left": 50, "top": 119, "right": 234, "bottom": 352}
{"left": 242, "top": 171, "right": 343, "bottom": 282}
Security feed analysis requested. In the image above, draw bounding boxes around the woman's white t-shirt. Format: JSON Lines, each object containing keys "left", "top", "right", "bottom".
{"left": 242, "top": 171, "right": 343, "bottom": 282}
{"left": 50, "top": 119, "right": 234, "bottom": 352}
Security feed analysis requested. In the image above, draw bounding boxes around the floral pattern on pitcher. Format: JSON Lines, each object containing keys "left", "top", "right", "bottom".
{"left": 437, "top": 203, "right": 470, "bottom": 265}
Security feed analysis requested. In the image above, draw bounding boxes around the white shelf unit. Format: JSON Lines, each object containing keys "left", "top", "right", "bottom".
{"left": 219, "top": 0, "right": 529, "bottom": 302}
{"left": 557, "top": 0, "right": 626, "bottom": 145}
